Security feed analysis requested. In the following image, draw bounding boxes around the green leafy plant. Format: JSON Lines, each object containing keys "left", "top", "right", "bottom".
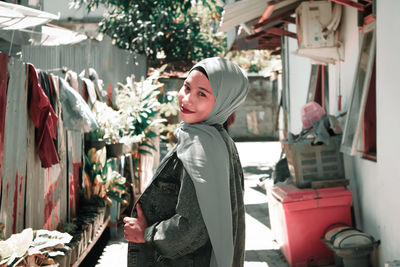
{"left": 117, "top": 72, "right": 167, "bottom": 154}
{"left": 158, "top": 90, "right": 180, "bottom": 149}
{"left": 83, "top": 147, "right": 127, "bottom": 205}
{"left": 60, "top": 220, "right": 78, "bottom": 234}
{"left": 71, "top": 0, "right": 226, "bottom": 69}
{"left": 86, "top": 127, "right": 105, "bottom": 141}
{"left": 91, "top": 101, "right": 126, "bottom": 144}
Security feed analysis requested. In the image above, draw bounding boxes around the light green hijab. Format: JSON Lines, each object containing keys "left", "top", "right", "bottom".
{"left": 175, "top": 57, "right": 249, "bottom": 267}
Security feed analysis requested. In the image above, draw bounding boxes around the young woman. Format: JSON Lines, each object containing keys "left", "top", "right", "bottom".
{"left": 124, "top": 57, "right": 249, "bottom": 267}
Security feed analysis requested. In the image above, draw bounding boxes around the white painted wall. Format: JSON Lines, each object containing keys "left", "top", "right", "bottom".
{"left": 372, "top": 1, "right": 400, "bottom": 265}
{"left": 328, "top": 6, "right": 359, "bottom": 117}
{"left": 342, "top": 2, "right": 400, "bottom": 266}
{"left": 287, "top": 23, "right": 311, "bottom": 135}
{"left": 286, "top": 2, "right": 400, "bottom": 266}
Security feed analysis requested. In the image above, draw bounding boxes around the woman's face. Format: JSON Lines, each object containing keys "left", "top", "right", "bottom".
{"left": 178, "top": 70, "right": 215, "bottom": 124}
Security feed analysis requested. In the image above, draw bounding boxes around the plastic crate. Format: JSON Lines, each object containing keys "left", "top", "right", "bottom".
{"left": 283, "top": 135, "right": 345, "bottom": 188}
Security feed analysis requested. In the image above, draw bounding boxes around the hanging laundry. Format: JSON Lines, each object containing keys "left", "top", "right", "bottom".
{"left": 38, "top": 71, "right": 59, "bottom": 155}
{"left": 65, "top": 70, "right": 79, "bottom": 92}
{"left": 88, "top": 68, "right": 107, "bottom": 102}
{"left": 80, "top": 77, "right": 97, "bottom": 106}
{"left": 59, "top": 77, "right": 98, "bottom": 133}
{"left": 27, "top": 63, "right": 59, "bottom": 168}
{"left": 38, "top": 71, "right": 57, "bottom": 111}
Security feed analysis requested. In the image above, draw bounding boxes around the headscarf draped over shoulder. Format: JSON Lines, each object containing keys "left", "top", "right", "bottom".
{"left": 175, "top": 57, "right": 249, "bottom": 267}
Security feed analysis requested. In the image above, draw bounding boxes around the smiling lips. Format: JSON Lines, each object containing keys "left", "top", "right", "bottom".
{"left": 180, "top": 106, "right": 195, "bottom": 114}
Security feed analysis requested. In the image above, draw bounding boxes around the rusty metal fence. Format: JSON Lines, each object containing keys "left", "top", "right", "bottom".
{"left": 21, "top": 36, "right": 147, "bottom": 88}
{"left": 0, "top": 40, "right": 147, "bottom": 239}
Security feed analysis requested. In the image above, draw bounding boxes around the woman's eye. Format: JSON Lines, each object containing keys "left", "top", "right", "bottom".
{"left": 184, "top": 85, "right": 190, "bottom": 91}
{"left": 199, "top": 92, "right": 206, "bottom": 97}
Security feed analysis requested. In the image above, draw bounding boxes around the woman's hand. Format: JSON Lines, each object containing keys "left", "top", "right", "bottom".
{"left": 124, "top": 204, "right": 148, "bottom": 243}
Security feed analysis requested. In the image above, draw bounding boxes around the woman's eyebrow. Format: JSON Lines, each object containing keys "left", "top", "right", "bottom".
{"left": 185, "top": 81, "right": 211, "bottom": 94}
{"left": 198, "top": 87, "right": 211, "bottom": 94}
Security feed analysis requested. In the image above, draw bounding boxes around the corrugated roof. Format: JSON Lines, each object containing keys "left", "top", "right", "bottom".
{"left": 38, "top": 25, "right": 87, "bottom": 46}
{"left": 0, "top": 2, "right": 58, "bottom": 30}
{"left": 219, "top": 0, "right": 268, "bottom": 32}
{"left": 219, "top": 0, "right": 300, "bottom": 32}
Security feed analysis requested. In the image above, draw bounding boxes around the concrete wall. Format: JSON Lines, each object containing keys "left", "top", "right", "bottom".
{"left": 368, "top": 1, "right": 400, "bottom": 265}
{"left": 230, "top": 75, "right": 279, "bottom": 141}
{"left": 338, "top": 3, "right": 400, "bottom": 266}
{"left": 285, "top": 2, "right": 400, "bottom": 266}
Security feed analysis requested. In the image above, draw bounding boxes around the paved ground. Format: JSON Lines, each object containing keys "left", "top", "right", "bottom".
{"left": 88, "top": 141, "right": 291, "bottom": 267}
{"left": 236, "top": 142, "right": 289, "bottom": 267}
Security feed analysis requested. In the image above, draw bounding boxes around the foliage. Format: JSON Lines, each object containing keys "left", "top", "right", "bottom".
{"left": 91, "top": 101, "right": 125, "bottom": 143}
{"left": 71, "top": 0, "right": 226, "bottom": 69}
{"left": 83, "top": 147, "right": 127, "bottom": 204}
{"left": 82, "top": 71, "right": 175, "bottom": 206}
{"left": 158, "top": 91, "right": 179, "bottom": 117}
{"left": 60, "top": 220, "right": 78, "bottom": 234}
{"left": 225, "top": 50, "right": 282, "bottom": 76}
{"left": 116, "top": 71, "right": 166, "bottom": 154}
{"left": 158, "top": 90, "right": 180, "bottom": 149}
{"left": 87, "top": 71, "right": 166, "bottom": 146}
{"left": 86, "top": 127, "right": 105, "bottom": 141}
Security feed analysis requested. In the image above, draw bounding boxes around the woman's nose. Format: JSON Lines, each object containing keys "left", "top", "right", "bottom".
{"left": 182, "top": 92, "right": 192, "bottom": 105}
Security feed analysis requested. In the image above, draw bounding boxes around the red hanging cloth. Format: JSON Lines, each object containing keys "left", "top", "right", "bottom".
{"left": 27, "top": 63, "right": 59, "bottom": 168}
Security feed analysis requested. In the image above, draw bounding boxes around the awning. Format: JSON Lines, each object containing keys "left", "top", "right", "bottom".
{"left": 219, "top": 0, "right": 269, "bottom": 32}
{"left": 219, "top": 0, "right": 301, "bottom": 51}
{"left": 0, "top": 2, "right": 59, "bottom": 30}
{"left": 38, "top": 25, "right": 87, "bottom": 46}
{"left": 219, "top": 0, "right": 300, "bottom": 33}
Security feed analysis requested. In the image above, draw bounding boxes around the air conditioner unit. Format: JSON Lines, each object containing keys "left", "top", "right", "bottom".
{"left": 296, "top": 0, "right": 341, "bottom": 49}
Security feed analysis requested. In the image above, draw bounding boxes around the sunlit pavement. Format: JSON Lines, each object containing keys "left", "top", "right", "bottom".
{"left": 236, "top": 142, "right": 290, "bottom": 267}
{"left": 94, "top": 141, "right": 290, "bottom": 267}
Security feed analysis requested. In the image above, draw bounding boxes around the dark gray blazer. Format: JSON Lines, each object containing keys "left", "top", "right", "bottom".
{"left": 127, "top": 126, "right": 245, "bottom": 267}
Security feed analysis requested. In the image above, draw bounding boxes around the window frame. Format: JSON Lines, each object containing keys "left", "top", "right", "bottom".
{"left": 306, "top": 64, "right": 329, "bottom": 111}
{"left": 340, "top": 22, "right": 376, "bottom": 157}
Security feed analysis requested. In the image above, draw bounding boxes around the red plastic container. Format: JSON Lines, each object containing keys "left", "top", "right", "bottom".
{"left": 268, "top": 184, "right": 353, "bottom": 267}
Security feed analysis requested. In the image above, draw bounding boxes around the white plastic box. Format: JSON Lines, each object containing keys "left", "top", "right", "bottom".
{"left": 296, "top": 1, "right": 335, "bottom": 49}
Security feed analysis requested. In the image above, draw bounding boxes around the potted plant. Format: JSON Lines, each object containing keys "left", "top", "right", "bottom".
{"left": 83, "top": 147, "right": 128, "bottom": 206}
{"left": 90, "top": 101, "right": 126, "bottom": 157}
{"left": 84, "top": 128, "right": 106, "bottom": 154}
{"left": 116, "top": 72, "right": 167, "bottom": 156}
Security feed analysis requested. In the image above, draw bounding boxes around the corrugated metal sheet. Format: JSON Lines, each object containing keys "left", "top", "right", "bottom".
{"left": 139, "top": 133, "right": 160, "bottom": 193}
{"left": 219, "top": 0, "right": 300, "bottom": 32}
{"left": 25, "top": 73, "right": 68, "bottom": 232}
{"left": 0, "top": 53, "right": 7, "bottom": 193}
{"left": 0, "top": 36, "right": 147, "bottom": 238}
{"left": 42, "top": 76, "right": 68, "bottom": 230}
{"left": 21, "top": 37, "right": 147, "bottom": 88}
{"left": 52, "top": 75, "right": 68, "bottom": 228}
{"left": 219, "top": 0, "right": 269, "bottom": 32}
{"left": 25, "top": 127, "right": 68, "bottom": 231}
{"left": 0, "top": 58, "right": 27, "bottom": 237}
{"left": 67, "top": 131, "right": 82, "bottom": 219}
{"left": 26, "top": 113, "right": 45, "bottom": 231}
